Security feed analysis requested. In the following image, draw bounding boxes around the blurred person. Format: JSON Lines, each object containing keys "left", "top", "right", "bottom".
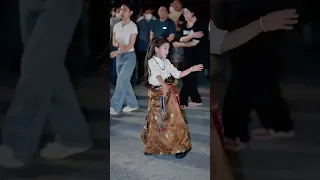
{"left": 168, "top": 0, "right": 185, "bottom": 86}
{"left": 110, "top": 6, "right": 122, "bottom": 85}
{"left": 209, "top": 8, "right": 298, "bottom": 180}
{"left": 135, "top": 8, "right": 156, "bottom": 84}
{"left": 140, "top": 37, "right": 203, "bottom": 159}
{"left": 173, "top": 6, "right": 209, "bottom": 109}
{"left": 110, "top": 4, "right": 139, "bottom": 115}
{"left": 150, "top": 6, "right": 176, "bottom": 43}
{"left": 0, "top": 0, "right": 92, "bottom": 168}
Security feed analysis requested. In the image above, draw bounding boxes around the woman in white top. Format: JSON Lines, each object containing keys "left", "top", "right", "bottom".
{"left": 140, "top": 37, "right": 203, "bottom": 159}
{"left": 210, "top": 8, "right": 299, "bottom": 180}
{"left": 110, "top": 4, "right": 139, "bottom": 115}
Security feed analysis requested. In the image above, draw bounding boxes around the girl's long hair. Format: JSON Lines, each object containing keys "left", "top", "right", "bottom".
{"left": 141, "top": 37, "right": 169, "bottom": 87}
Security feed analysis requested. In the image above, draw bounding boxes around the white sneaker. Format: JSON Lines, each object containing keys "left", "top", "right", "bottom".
{"left": 0, "top": 144, "right": 25, "bottom": 168}
{"left": 110, "top": 107, "right": 118, "bottom": 115}
{"left": 122, "top": 106, "right": 138, "bottom": 112}
{"left": 40, "top": 142, "right": 90, "bottom": 160}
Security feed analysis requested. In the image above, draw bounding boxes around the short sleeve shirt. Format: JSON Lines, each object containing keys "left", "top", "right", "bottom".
{"left": 148, "top": 56, "right": 181, "bottom": 86}
{"left": 113, "top": 21, "right": 138, "bottom": 52}
{"left": 150, "top": 18, "right": 176, "bottom": 39}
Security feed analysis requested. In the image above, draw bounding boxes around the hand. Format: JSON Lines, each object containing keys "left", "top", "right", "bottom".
{"left": 163, "top": 84, "right": 170, "bottom": 97}
{"left": 173, "top": 42, "right": 183, "bottom": 48}
{"left": 110, "top": 51, "right": 119, "bottom": 58}
{"left": 191, "top": 64, "right": 204, "bottom": 72}
{"left": 118, "top": 43, "right": 125, "bottom": 49}
{"left": 262, "top": 9, "right": 299, "bottom": 31}
{"left": 192, "top": 31, "right": 204, "bottom": 38}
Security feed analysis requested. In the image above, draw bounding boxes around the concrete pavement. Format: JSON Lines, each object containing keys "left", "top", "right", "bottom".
{"left": 110, "top": 82, "right": 211, "bottom": 180}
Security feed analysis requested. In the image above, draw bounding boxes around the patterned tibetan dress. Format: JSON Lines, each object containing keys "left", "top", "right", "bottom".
{"left": 211, "top": 93, "right": 234, "bottom": 180}
{"left": 141, "top": 77, "right": 192, "bottom": 155}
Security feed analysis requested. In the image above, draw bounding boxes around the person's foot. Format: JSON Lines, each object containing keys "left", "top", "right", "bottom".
{"left": 223, "top": 137, "right": 247, "bottom": 151}
{"left": 251, "top": 128, "right": 295, "bottom": 140}
{"left": 0, "top": 145, "right": 25, "bottom": 168}
{"left": 180, "top": 105, "right": 187, "bottom": 110}
{"left": 188, "top": 102, "right": 202, "bottom": 107}
{"left": 144, "top": 152, "right": 152, "bottom": 156}
{"left": 122, "top": 106, "right": 138, "bottom": 112}
{"left": 175, "top": 149, "right": 191, "bottom": 159}
{"left": 40, "top": 142, "right": 90, "bottom": 160}
{"left": 110, "top": 107, "right": 118, "bottom": 115}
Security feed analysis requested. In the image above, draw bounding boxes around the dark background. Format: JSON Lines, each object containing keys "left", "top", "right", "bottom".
{"left": 212, "top": 0, "right": 320, "bottom": 85}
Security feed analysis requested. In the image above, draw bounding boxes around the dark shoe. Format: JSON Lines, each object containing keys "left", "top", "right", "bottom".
{"left": 144, "top": 152, "right": 152, "bottom": 156}
{"left": 175, "top": 149, "right": 191, "bottom": 159}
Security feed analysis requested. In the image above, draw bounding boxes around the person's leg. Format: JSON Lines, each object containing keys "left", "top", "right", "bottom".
{"left": 111, "top": 52, "right": 137, "bottom": 114}
{"left": 0, "top": 0, "right": 84, "bottom": 167}
{"left": 179, "top": 63, "right": 191, "bottom": 107}
{"left": 222, "top": 79, "right": 252, "bottom": 150}
{"left": 189, "top": 72, "right": 202, "bottom": 104}
{"left": 123, "top": 52, "right": 139, "bottom": 111}
{"left": 40, "top": 65, "right": 92, "bottom": 159}
{"left": 137, "top": 50, "right": 146, "bottom": 83}
{"left": 111, "top": 46, "right": 118, "bottom": 85}
{"left": 252, "top": 79, "right": 294, "bottom": 139}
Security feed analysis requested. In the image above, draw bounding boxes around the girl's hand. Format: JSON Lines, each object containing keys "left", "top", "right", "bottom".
{"left": 163, "top": 84, "right": 170, "bottom": 97}
{"left": 110, "top": 51, "right": 119, "bottom": 58}
{"left": 191, "top": 64, "right": 204, "bottom": 72}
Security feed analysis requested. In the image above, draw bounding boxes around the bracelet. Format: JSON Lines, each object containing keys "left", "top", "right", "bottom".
{"left": 259, "top": 17, "right": 267, "bottom": 32}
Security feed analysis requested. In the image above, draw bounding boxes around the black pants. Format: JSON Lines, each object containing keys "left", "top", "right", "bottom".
{"left": 222, "top": 76, "right": 293, "bottom": 142}
{"left": 135, "top": 50, "right": 147, "bottom": 83}
{"left": 180, "top": 64, "right": 202, "bottom": 106}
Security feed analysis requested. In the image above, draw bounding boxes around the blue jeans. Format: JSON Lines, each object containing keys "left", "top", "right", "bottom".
{"left": 110, "top": 46, "right": 118, "bottom": 84}
{"left": 111, "top": 51, "right": 139, "bottom": 113}
{"left": 1, "top": 0, "right": 92, "bottom": 163}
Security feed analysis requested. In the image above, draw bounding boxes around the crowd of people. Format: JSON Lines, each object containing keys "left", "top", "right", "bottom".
{"left": 109, "top": 0, "right": 210, "bottom": 115}
{"left": 109, "top": 0, "right": 209, "bottom": 159}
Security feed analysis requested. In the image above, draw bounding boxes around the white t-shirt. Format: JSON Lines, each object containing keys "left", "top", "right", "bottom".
{"left": 148, "top": 56, "right": 181, "bottom": 86}
{"left": 209, "top": 19, "right": 228, "bottom": 55}
{"left": 113, "top": 21, "right": 138, "bottom": 52}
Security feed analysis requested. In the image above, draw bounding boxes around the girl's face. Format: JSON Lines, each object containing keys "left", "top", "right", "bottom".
{"left": 120, "top": 5, "right": 132, "bottom": 20}
{"left": 183, "top": 9, "right": 194, "bottom": 21}
{"left": 155, "top": 42, "right": 170, "bottom": 59}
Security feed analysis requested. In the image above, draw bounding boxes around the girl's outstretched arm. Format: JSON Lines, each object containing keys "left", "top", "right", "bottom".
{"left": 179, "top": 64, "right": 203, "bottom": 78}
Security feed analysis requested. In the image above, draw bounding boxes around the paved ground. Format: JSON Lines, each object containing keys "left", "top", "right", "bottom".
{"left": 212, "top": 72, "right": 320, "bottom": 180}
{"left": 110, "top": 77, "right": 211, "bottom": 180}
{"left": 0, "top": 73, "right": 109, "bottom": 180}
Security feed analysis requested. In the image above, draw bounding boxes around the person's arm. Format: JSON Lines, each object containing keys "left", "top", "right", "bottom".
{"left": 174, "top": 40, "right": 199, "bottom": 48}
{"left": 148, "top": 60, "right": 166, "bottom": 87}
{"left": 149, "top": 20, "right": 155, "bottom": 41}
{"left": 220, "top": 19, "right": 262, "bottom": 53}
{"left": 112, "top": 32, "right": 119, "bottom": 47}
{"left": 167, "top": 21, "right": 176, "bottom": 42}
{"left": 166, "top": 59, "right": 192, "bottom": 78}
{"left": 180, "top": 34, "right": 194, "bottom": 43}
{"left": 118, "top": 33, "right": 137, "bottom": 54}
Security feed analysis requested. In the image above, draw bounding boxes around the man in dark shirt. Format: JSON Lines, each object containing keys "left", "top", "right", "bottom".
{"left": 150, "top": 6, "right": 176, "bottom": 42}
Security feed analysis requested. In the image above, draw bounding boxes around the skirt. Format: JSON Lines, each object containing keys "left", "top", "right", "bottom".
{"left": 141, "top": 84, "right": 192, "bottom": 154}
{"left": 210, "top": 92, "right": 234, "bottom": 180}
{"left": 210, "top": 92, "right": 224, "bottom": 143}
